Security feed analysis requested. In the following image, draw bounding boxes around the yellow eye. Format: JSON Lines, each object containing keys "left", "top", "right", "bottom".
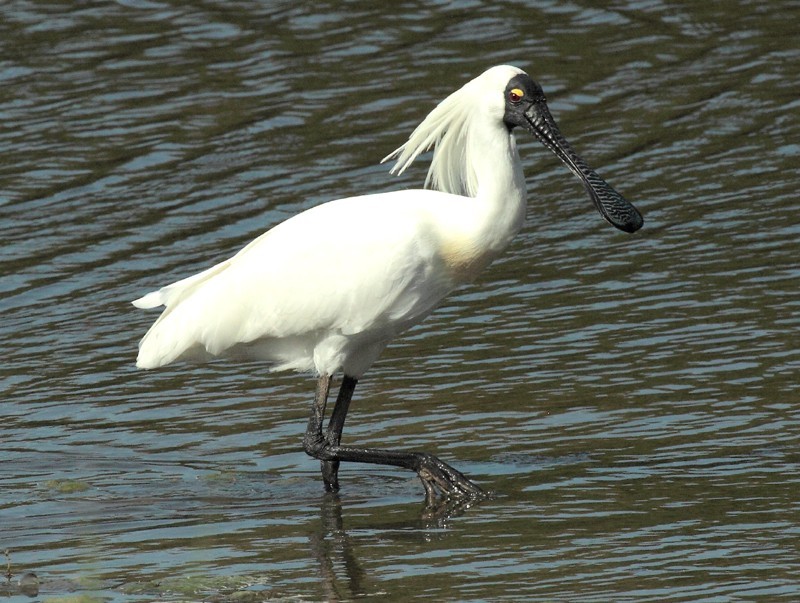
{"left": 509, "top": 88, "right": 524, "bottom": 102}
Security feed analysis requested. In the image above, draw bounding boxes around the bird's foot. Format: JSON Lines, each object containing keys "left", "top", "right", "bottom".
{"left": 415, "top": 453, "right": 486, "bottom": 507}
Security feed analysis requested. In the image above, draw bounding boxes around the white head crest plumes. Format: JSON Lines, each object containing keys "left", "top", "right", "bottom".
{"left": 383, "top": 66, "right": 524, "bottom": 198}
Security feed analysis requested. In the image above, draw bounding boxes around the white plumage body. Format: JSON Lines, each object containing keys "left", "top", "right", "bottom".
{"left": 134, "top": 65, "right": 529, "bottom": 378}
{"left": 135, "top": 189, "right": 523, "bottom": 376}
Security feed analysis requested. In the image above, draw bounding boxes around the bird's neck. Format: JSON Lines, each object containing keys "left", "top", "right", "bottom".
{"left": 435, "top": 123, "right": 527, "bottom": 284}
{"left": 470, "top": 123, "right": 527, "bottom": 252}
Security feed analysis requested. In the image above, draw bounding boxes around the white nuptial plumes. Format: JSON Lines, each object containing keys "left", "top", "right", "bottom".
{"left": 383, "top": 65, "right": 524, "bottom": 198}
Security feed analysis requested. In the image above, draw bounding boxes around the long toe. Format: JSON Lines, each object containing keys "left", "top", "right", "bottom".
{"left": 416, "top": 453, "right": 484, "bottom": 503}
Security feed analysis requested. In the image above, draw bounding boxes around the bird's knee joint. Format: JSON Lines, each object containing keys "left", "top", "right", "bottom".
{"left": 303, "top": 434, "right": 332, "bottom": 460}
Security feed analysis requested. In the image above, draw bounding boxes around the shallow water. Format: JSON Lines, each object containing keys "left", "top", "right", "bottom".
{"left": 2, "top": 1, "right": 799, "bottom": 601}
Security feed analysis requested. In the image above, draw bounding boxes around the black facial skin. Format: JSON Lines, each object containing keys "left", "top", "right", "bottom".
{"left": 503, "top": 73, "right": 643, "bottom": 234}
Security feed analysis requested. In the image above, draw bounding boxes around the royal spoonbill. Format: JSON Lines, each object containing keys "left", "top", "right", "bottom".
{"left": 133, "top": 65, "right": 643, "bottom": 504}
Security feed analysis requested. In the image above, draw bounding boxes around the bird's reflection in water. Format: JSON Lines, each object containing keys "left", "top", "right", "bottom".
{"left": 309, "top": 491, "right": 485, "bottom": 599}
{"left": 309, "top": 494, "right": 367, "bottom": 600}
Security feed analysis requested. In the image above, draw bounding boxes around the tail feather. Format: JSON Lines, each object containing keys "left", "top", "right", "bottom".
{"left": 133, "top": 260, "right": 231, "bottom": 369}
{"left": 132, "top": 290, "right": 163, "bottom": 309}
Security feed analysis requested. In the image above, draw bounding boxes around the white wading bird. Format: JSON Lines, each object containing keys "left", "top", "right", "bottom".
{"left": 134, "top": 65, "right": 643, "bottom": 504}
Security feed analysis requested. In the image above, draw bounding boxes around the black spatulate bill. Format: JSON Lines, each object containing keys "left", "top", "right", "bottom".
{"left": 524, "top": 100, "right": 643, "bottom": 233}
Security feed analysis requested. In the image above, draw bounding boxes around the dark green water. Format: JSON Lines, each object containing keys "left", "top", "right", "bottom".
{"left": 2, "top": 1, "right": 799, "bottom": 601}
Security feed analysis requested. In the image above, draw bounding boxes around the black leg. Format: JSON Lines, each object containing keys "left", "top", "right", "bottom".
{"left": 303, "top": 374, "right": 484, "bottom": 505}
{"left": 303, "top": 373, "right": 332, "bottom": 462}
{"left": 321, "top": 375, "right": 358, "bottom": 492}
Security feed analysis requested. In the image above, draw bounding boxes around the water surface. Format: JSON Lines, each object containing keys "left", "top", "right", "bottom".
{"left": 2, "top": 1, "right": 799, "bottom": 601}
